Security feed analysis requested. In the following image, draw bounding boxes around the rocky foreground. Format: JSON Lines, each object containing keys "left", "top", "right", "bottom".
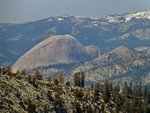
{"left": 0, "top": 66, "right": 150, "bottom": 113}
{"left": 0, "top": 67, "right": 109, "bottom": 113}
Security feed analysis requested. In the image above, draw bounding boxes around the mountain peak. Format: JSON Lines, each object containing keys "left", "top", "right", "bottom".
{"left": 125, "top": 10, "right": 150, "bottom": 22}
{"left": 111, "top": 46, "right": 132, "bottom": 57}
{"left": 12, "top": 35, "right": 100, "bottom": 72}
{"left": 48, "top": 34, "right": 76, "bottom": 41}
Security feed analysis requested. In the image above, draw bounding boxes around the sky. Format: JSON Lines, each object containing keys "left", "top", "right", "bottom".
{"left": 0, "top": 0, "right": 150, "bottom": 23}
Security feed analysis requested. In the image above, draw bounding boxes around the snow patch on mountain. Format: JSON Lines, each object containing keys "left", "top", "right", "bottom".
{"left": 125, "top": 11, "right": 150, "bottom": 22}
{"left": 105, "top": 16, "right": 123, "bottom": 23}
{"left": 57, "top": 18, "right": 64, "bottom": 21}
{"left": 104, "top": 10, "right": 150, "bottom": 23}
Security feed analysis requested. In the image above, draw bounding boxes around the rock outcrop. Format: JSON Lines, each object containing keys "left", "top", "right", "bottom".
{"left": 12, "top": 35, "right": 100, "bottom": 72}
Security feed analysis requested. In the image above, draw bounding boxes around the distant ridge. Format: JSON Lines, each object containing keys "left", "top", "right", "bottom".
{"left": 1, "top": 10, "right": 150, "bottom": 66}
{"left": 72, "top": 46, "right": 150, "bottom": 85}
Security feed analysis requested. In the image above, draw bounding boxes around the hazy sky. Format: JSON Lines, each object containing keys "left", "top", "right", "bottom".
{"left": 0, "top": 0, "right": 150, "bottom": 23}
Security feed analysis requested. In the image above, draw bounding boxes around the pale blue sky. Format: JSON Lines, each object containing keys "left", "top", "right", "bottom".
{"left": 0, "top": 0, "right": 150, "bottom": 23}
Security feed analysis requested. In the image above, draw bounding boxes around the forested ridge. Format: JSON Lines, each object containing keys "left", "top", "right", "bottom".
{"left": 0, "top": 66, "right": 150, "bottom": 113}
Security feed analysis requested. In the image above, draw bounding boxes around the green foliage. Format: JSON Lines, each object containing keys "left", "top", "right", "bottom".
{"left": 122, "top": 81, "right": 132, "bottom": 98}
{"left": 21, "top": 69, "right": 27, "bottom": 76}
{"left": 100, "top": 103, "right": 105, "bottom": 113}
{"left": 54, "top": 79, "right": 59, "bottom": 85}
{"left": 27, "top": 99, "right": 36, "bottom": 113}
{"left": 91, "top": 80, "right": 150, "bottom": 113}
{"left": 94, "top": 83, "right": 100, "bottom": 101}
{"left": 7, "top": 66, "right": 11, "bottom": 72}
{"left": 58, "top": 72, "right": 64, "bottom": 84}
{"left": 2, "top": 66, "right": 150, "bottom": 113}
{"left": 27, "top": 75, "right": 32, "bottom": 83}
{"left": 47, "top": 75, "right": 52, "bottom": 83}
{"left": 87, "top": 104, "right": 93, "bottom": 113}
{"left": 143, "top": 84, "right": 149, "bottom": 100}
{"left": 123, "top": 98, "right": 131, "bottom": 113}
{"left": 74, "top": 89, "right": 84, "bottom": 100}
{"left": 73, "top": 72, "right": 81, "bottom": 87}
{"left": 91, "top": 83, "right": 94, "bottom": 90}
{"left": 102, "top": 81, "right": 112, "bottom": 103}
{"left": 74, "top": 101, "right": 82, "bottom": 113}
{"left": 52, "top": 93, "right": 65, "bottom": 113}
{"left": 81, "top": 72, "right": 85, "bottom": 88}
{"left": 19, "top": 101, "right": 26, "bottom": 110}
{"left": 113, "top": 82, "right": 120, "bottom": 93}
{"left": 44, "top": 104, "right": 49, "bottom": 113}
{"left": 0, "top": 98, "right": 4, "bottom": 108}
{"left": 114, "top": 92, "right": 124, "bottom": 112}
{"left": 47, "top": 90, "right": 54, "bottom": 102}
{"left": 34, "top": 70, "right": 43, "bottom": 80}
{"left": 73, "top": 72, "right": 85, "bottom": 88}
{"left": 65, "top": 80, "right": 70, "bottom": 86}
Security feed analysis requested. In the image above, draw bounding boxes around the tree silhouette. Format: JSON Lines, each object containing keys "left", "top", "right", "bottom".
{"left": 58, "top": 72, "right": 64, "bottom": 84}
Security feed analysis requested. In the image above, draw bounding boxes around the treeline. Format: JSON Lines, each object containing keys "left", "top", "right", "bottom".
{"left": 17, "top": 69, "right": 150, "bottom": 113}
{"left": 93, "top": 81, "right": 150, "bottom": 113}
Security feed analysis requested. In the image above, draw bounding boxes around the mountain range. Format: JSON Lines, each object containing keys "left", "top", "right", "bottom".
{"left": 1, "top": 10, "right": 150, "bottom": 86}
{"left": 72, "top": 46, "right": 150, "bottom": 86}
{"left": 1, "top": 10, "right": 150, "bottom": 66}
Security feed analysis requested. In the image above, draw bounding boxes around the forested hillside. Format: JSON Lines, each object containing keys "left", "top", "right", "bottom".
{"left": 0, "top": 67, "right": 150, "bottom": 113}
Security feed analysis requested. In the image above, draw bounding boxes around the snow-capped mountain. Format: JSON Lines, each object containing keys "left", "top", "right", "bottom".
{"left": 105, "top": 10, "right": 150, "bottom": 23}
{"left": 125, "top": 10, "right": 150, "bottom": 22}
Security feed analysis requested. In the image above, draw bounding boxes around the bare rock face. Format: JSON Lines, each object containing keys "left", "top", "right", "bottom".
{"left": 12, "top": 35, "right": 100, "bottom": 72}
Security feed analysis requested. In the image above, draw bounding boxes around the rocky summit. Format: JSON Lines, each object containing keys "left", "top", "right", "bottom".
{"left": 12, "top": 35, "right": 100, "bottom": 73}
{"left": 72, "top": 46, "right": 150, "bottom": 86}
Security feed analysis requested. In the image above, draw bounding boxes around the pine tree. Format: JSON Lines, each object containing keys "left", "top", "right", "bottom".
{"left": 81, "top": 72, "right": 85, "bottom": 88}
{"left": 53, "top": 93, "right": 65, "bottom": 113}
{"left": 27, "top": 75, "right": 32, "bottom": 83}
{"left": 74, "top": 101, "right": 82, "bottom": 113}
{"left": 100, "top": 103, "right": 105, "bottom": 113}
{"left": 94, "top": 83, "right": 100, "bottom": 101}
{"left": 146, "top": 91, "right": 150, "bottom": 104}
{"left": 21, "top": 69, "right": 27, "bottom": 76}
{"left": 123, "top": 98, "right": 131, "bottom": 113}
{"left": 130, "top": 85, "right": 140, "bottom": 113}
{"left": 47, "top": 75, "right": 52, "bottom": 83}
{"left": 143, "top": 84, "right": 148, "bottom": 100}
{"left": 129, "top": 81, "right": 133, "bottom": 94}
{"left": 113, "top": 82, "right": 120, "bottom": 93}
{"left": 102, "top": 81, "right": 111, "bottom": 103}
{"left": 47, "top": 90, "right": 54, "bottom": 101}
{"left": 34, "top": 70, "right": 43, "bottom": 80}
{"left": 73, "top": 72, "right": 81, "bottom": 87}
{"left": 44, "top": 104, "right": 49, "bottom": 113}
{"left": 58, "top": 72, "right": 64, "bottom": 84}
{"left": 123, "top": 81, "right": 130, "bottom": 98}
{"left": 7, "top": 66, "right": 11, "bottom": 72}
{"left": 91, "top": 83, "right": 94, "bottom": 90}
{"left": 87, "top": 104, "right": 93, "bottom": 113}
{"left": 27, "top": 99, "right": 36, "bottom": 113}
{"left": 54, "top": 79, "right": 59, "bottom": 85}
{"left": 114, "top": 92, "right": 123, "bottom": 112}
